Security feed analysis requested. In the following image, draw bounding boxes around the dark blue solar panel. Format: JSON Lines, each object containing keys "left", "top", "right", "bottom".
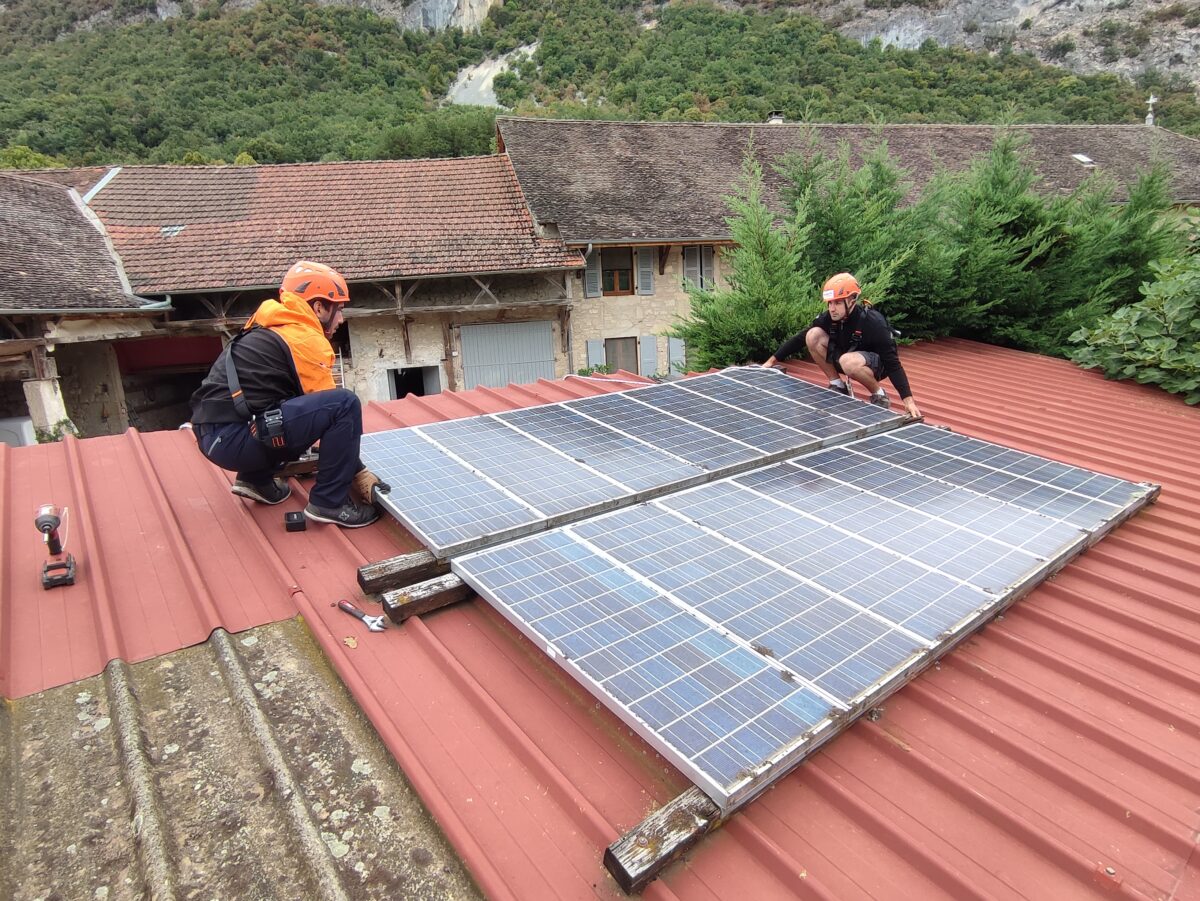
{"left": 845, "top": 426, "right": 1143, "bottom": 532}
{"left": 722, "top": 366, "right": 897, "bottom": 426}
{"left": 361, "top": 429, "right": 539, "bottom": 549}
{"left": 456, "top": 420, "right": 1154, "bottom": 809}
{"left": 455, "top": 529, "right": 832, "bottom": 799}
{"left": 567, "top": 392, "right": 758, "bottom": 471}
{"left": 627, "top": 382, "right": 813, "bottom": 453}
{"left": 422, "top": 416, "right": 625, "bottom": 516}
{"left": 497, "top": 404, "right": 704, "bottom": 491}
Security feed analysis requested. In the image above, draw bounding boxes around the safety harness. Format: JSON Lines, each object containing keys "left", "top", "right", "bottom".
{"left": 225, "top": 327, "right": 288, "bottom": 449}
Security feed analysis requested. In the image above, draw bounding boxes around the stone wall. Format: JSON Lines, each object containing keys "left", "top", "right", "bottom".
{"left": 570, "top": 245, "right": 725, "bottom": 376}
{"left": 55, "top": 342, "right": 129, "bottom": 438}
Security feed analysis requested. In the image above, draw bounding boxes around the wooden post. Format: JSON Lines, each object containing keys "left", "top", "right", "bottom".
{"left": 441, "top": 318, "right": 457, "bottom": 392}
{"left": 603, "top": 787, "right": 723, "bottom": 894}
{"left": 357, "top": 549, "right": 448, "bottom": 595}
{"left": 381, "top": 573, "right": 472, "bottom": 624}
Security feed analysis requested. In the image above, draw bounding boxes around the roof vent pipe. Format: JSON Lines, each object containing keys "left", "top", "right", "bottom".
{"left": 1146, "top": 93, "right": 1158, "bottom": 127}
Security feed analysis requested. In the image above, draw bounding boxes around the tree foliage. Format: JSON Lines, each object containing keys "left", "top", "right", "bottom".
{"left": 682, "top": 133, "right": 1186, "bottom": 368}
{"left": 1069, "top": 256, "right": 1200, "bottom": 404}
{"left": 2, "top": 0, "right": 1199, "bottom": 167}
{"left": 671, "top": 155, "right": 819, "bottom": 368}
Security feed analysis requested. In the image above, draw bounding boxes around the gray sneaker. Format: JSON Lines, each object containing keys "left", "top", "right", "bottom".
{"left": 231, "top": 478, "right": 291, "bottom": 505}
{"left": 304, "top": 501, "right": 380, "bottom": 529}
{"left": 828, "top": 381, "right": 851, "bottom": 396}
{"left": 869, "top": 392, "right": 890, "bottom": 409}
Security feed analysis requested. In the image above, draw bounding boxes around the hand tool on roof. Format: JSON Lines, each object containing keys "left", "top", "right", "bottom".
{"left": 35, "top": 504, "right": 76, "bottom": 589}
{"left": 334, "top": 599, "right": 387, "bottom": 632}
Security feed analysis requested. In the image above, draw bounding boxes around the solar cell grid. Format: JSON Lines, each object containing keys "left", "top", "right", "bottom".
{"left": 457, "top": 417, "right": 1155, "bottom": 810}
{"left": 497, "top": 404, "right": 705, "bottom": 491}
{"left": 567, "top": 391, "right": 759, "bottom": 471}
{"left": 424, "top": 416, "right": 625, "bottom": 516}
{"left": 630, "top": 382, "right": 812, "bottom": 453}
{"left": 722, "top": 367, "right": 896, "bottom": 425}
{"left": 361, "top": 429, "right": 539, "bottom": 549}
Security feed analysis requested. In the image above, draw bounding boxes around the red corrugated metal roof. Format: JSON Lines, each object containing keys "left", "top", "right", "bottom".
{"left": 3, "top": 341, "right": 1198, "bottom": 900}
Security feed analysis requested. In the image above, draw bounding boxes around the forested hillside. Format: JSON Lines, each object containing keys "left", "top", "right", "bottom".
{"left": 2, "top": 0, "right": 1198, "bottom": 167}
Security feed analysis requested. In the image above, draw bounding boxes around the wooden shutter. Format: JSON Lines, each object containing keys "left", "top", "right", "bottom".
{"left": 586, "top": 339, "right": 606, "bottom": 369}
{"left": 584, "top": 251, "right": 602, "bottom": 298}
{"left": 701, "top": 245, "right": 715, "bottom": 288}
{"left": 636, "top": 248, "right": 655, "bottom": 295}
{"left": 682, "top": 246, "right": 700, "bottom": 288}
{"left": 639, "top": 336, "right": 658, "bottom": 376}
{"left": 669, "top": 337, "right": 686, "bottom": 375}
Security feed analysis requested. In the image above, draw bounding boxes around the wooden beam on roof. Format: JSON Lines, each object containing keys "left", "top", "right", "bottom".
{"left": 400, "top": 281, "right": 423, "bottom": 311}
{"left": 381, "top": 573, "right": 472, "bottom": 624}
{"left": 470, "top": 276, "right": 498, "bottom": 306}
{"left": 401, "top": 315, "right": 412, "bottom": 363}
{"left": 441, "top": 318, "right": 457, "bottom": 392}
{"left": 197, "top": 296, "right": 223, "bottom": 319}
{"left": 0, "top": 316, "right": 25, "bottom": 339}
{"left": 604, "top": 787, "right": 723, "bottom": 894}
{"left": 357, "top": 549, "right": 449, "bottom": 595}
{"left": 0, "top": 338, "right": 44, "bottom": 358}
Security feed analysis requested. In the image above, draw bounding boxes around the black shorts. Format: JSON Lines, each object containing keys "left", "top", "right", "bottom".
{"left": 834, "top": 350, "right": 884, "bottom": 380}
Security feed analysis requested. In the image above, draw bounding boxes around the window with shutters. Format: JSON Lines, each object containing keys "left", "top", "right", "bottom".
{"left": 601, "top": 247, "right": 634, "bottom": 295}
{"left": 604, "top": 337, "right": 638, "bottom": 374}
{"left": 682, "top": 245, "right": 715, "bottom": 289}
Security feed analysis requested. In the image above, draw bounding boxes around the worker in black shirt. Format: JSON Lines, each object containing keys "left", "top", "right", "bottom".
{"left": 190, "top": 261, "right": 381, "bottom": 528}
{"left": 763, "top": 272, "right": 921, "bottom": 419}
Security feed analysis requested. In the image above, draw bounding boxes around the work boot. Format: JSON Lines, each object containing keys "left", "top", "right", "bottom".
{"left": 869, "top": 391, "right": 890, "bottom": 409}
{"left": 827, "top": 381, "right": 851, "bottom": 396}
{"left": 231, "top": 478, "right": 291, "bottom": 505}
{"left": 304, "top": 500, "right": 380, "bottom": 529}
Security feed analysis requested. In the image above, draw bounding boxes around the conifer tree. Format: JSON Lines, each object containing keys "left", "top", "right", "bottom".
{"left": 671, "top": 154, "right": 817, "bottom": 369}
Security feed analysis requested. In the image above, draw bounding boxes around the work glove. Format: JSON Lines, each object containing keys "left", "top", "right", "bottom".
{"left": 351, "top": 468, "right": 382, "bottom": 505}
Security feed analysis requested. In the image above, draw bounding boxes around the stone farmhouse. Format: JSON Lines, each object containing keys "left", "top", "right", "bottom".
{"left": 4, "top": 118, "right": 1200, "bottom": 441}
{"left": 497, "top": 117, "right": 1200, "bottom": 376}
{"left": 0, "top": 172, "right": 167, "bottom": 443}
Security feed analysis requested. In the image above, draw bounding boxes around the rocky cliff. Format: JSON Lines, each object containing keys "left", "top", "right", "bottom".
{"left": 786, "top": 0, "right": 1200, "bottom": 91}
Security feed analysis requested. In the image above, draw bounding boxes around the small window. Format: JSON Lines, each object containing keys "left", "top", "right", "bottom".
{"left": 601, "top": 248, "right": 634, "bottom": 296}
{"left": 604, "top": 337, "right": 638, "bottom": 374}
{"left": 683, "top": 245, "right": 715, "bottom": 289}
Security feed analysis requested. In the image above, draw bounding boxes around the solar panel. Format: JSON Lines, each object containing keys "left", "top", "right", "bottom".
{"left": 454, "top": 430, "right": 1156, "bottom": 809}
{"left": 363, "top": 368, "right": 908, "bottom": 557}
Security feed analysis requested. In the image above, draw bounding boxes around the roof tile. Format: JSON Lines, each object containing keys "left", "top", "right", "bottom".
{"left": 498, "top": 118, "right": 1200, "bottom": 243}
{"left": 84, "top": 156, "right": 584, "bottom": 293}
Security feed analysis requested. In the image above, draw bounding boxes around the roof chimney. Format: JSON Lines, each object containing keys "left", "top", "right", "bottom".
{"left": 1146, "top": 93, "right": 1158, "bottom": 127}
{"left": 766, "top": 111, "right": 785, "bottom": 125}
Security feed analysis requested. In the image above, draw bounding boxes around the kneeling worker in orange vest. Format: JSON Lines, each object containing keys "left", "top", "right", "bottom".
{"left": 190, "top": 260, "right": 382, "bottom": 528}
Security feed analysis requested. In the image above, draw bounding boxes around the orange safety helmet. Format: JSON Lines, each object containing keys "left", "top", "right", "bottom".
{"left": 822, "top": 272, "right": 861, "bottom": 304}
{"left": 281, "top": 260, "right": 349, "bottom": 305}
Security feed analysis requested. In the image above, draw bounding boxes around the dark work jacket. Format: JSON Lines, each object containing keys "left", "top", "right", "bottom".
{"left": 773, "top": 304, "right": 913, "bottom": 398}
{"left": 189, "top": 328, "right": 303, "bottom": 424}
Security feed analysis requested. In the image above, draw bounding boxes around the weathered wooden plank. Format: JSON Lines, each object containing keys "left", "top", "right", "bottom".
{"left": 603, "top": 787, "right": 723, "bottom": 894}
{"left": 357, "top": 550, "right": 448, "bottom": 595}
{"left": 381, "top": 573, "right": 472, "bottom": 624}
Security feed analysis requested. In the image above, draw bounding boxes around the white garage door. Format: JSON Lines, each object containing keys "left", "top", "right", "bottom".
{"left": 460, "top": 321, "right": 556, "bottom": 390}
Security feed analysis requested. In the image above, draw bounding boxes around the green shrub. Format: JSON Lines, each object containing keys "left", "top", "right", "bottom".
{"left": 1069, "top": 256, "right": 1200, "bottom": 403}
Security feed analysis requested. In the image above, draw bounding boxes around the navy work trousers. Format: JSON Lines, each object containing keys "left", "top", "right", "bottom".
{"left": 196, "top": 389, "right": 363, "bottom": 509}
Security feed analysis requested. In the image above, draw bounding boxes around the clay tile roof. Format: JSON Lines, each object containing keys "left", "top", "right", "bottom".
{"left": 497, "top": 118, "right": 1200, "bottom": 244}
{"left": 83, "top": 156, "right": 585, "bottom": 294}
{"left": 0, "top": 172, "right": 146, "bottom": 313}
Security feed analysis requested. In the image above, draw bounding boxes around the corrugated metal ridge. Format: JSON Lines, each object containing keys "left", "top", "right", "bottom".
{"left": 5, "top": 344, "right": 1198, "bottom": 900}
